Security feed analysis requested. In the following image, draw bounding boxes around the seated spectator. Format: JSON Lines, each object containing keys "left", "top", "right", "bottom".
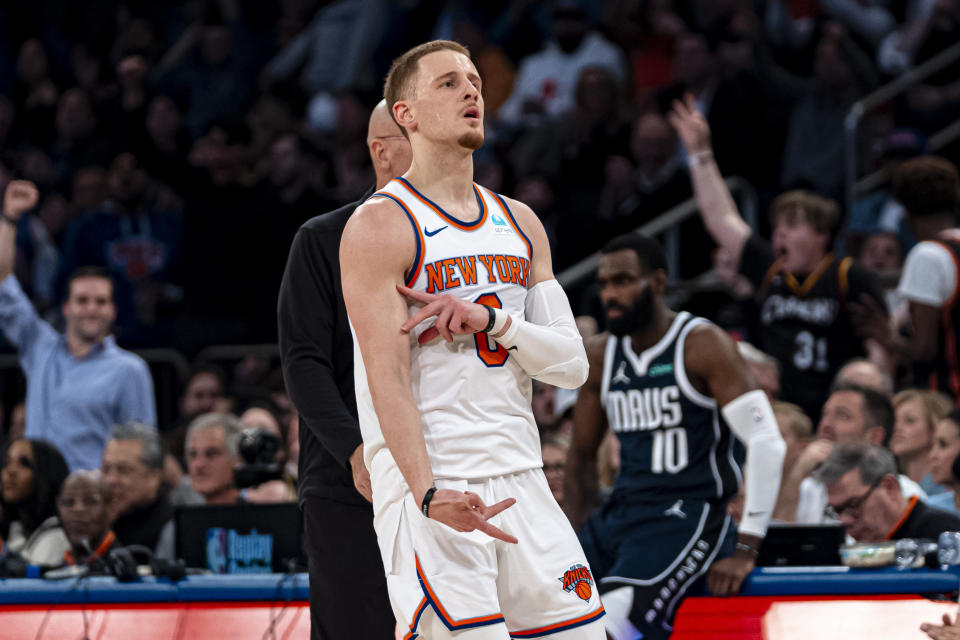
{"left": 891, "top": 390, "right": 954, "bottom": 496}
{"left": 819, "top": 442, "right": 960, "bottom": 542}
{"left": 833, "top": 357, "right": 894, "bottom": 396}
{"left": 101, "top": 422, "right": 173, "bottom": 556}
{"left": 927, "top": 410, "right": 960, "bottom": 513}
{"left": 0, "top": 438, "right": 70, "bottom": 566}
{"left": 58, "top": 470, "right": 120, "bottom": 570}
{"left": 182, "top": 413, "right": 242, "bottom": 506}
{"left": 541, "top": 434, "right": 568, "bottom": 504}
{"left": 776, "top": 382, "right": 926, "bottom": 522}
{"left": 1, "top": 181, "right": 156, "bottom": 471}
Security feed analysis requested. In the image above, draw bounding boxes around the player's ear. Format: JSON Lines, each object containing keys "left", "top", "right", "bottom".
{"left": 393, "top": 100, "right": 415, "bottom": 134}
{"left": 651, "top": 268, "right": 668, "bottom": 296}
{"left": 369, "top": 139, "right": 386, "bottom": 168}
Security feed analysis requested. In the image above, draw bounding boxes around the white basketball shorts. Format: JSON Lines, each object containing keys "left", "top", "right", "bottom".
{"left": 369, "top": 455, "right": 605, "bottom": 639}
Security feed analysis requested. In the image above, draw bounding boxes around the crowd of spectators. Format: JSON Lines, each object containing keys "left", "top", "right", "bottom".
{"left": 0, "top": 0, "right": 959, "bottom": 591}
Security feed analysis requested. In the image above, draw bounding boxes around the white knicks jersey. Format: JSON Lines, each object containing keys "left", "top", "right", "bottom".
{"left": 353, "top": 177, "right": 542, "bottom": 480}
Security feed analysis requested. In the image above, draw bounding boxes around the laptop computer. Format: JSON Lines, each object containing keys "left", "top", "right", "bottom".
{"left": 174, "top": 502, "right": 304, "bottom": 574}
{"left": 756, "top": 524, "right": 846, "bottom": 567}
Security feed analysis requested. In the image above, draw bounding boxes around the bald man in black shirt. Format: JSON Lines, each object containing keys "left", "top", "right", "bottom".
{"left": 278, "top": 100, "right": 411, "bottom": 639}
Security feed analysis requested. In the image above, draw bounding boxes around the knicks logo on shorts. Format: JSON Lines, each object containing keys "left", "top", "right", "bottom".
{"left": 559, "top": 564, "right": 594, "bottom": 601}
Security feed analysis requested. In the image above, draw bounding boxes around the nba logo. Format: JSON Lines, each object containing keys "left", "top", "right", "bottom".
{"left": 206, "top": 527, "right": 228, "bottom": 574}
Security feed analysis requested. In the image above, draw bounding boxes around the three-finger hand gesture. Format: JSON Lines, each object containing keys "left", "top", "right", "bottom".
{"left": 427, "top": 488, "right": 518, "bottom": 544}
{"left": 667, "top": 94, "right": 713, "bottom": 156}
{"left": 3, "top": 180, "right": 39, "bottom": 220}
{"left": 398, "top": 284, "right": 489, "bottom": 345}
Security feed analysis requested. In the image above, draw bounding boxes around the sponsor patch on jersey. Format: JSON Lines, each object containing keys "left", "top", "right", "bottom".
{"left": 492, "top": 212, "right": 512, "bottom": 234}
{"left": 559, "top": 564, "right": 594, "bottom": 602}
{"left": 649, "top": 363, "right": 674, "bottom": 377}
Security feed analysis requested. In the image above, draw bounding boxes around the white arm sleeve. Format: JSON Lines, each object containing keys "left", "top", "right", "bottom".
{"left": 492, "top": 279, "right": 588, "bottom": 389}
{"left": 721, "top": 389, "right": 786, "bottom": 538}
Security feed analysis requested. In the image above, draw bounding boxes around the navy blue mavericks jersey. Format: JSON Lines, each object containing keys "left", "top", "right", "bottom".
{"left": 600, "top": 311, "right": 743, "bottom": 503}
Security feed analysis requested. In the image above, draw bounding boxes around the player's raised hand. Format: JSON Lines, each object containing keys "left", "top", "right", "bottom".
{"left": 667, "top": 93, "right": 712, "bottom": 156}
{"left": 3, "top": 180, "right": 39, "bottom": 220}
{"left": 398, "top": 284, "right": 490, "bottom": 344}
{"left": 426, "top": 488, "right": 518, "bottom": 544}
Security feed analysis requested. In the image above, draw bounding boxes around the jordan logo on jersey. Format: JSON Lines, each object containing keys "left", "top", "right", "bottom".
{"left": 612, "top": 361, "right": 630, "bottom": 385}
{"left": 664, "top": 499, "right": 686, "bottom": 519}
{"left": 559, "top": 564, "right": 594, "bottom": 602}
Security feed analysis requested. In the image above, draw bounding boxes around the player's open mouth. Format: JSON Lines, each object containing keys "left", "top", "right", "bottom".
{"left": 464, "top": 108, "right": 479, "bottom": 119}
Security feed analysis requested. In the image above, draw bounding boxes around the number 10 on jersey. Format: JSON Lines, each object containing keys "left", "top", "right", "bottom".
{"left": 652, "top": 427, "right": 689, "bottom": 474}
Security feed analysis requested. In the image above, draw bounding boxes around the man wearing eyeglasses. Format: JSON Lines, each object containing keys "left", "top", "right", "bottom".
{"left": 779, "top": 381, "right": 927, "bottom": 523}
{"left": 817, "top": 442, "right": 960, "bottom": 542}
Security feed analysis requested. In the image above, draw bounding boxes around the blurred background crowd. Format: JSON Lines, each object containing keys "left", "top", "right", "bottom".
{"left": 1, "top": 0, "right": 960, "bottom": 574}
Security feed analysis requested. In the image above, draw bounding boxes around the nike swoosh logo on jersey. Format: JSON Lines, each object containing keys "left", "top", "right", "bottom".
{"left": 424, "top": 225, "right": 448, "bottom": 237}
{"left": 747, "top": 511, "right": 766, "bottom": 517}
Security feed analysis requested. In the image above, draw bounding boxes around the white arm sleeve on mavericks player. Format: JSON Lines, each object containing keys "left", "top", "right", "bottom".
{"left": 720, "top": 389, "right": 786, "bottom": 538}
{"left": 492, "top": 279, "right": 588, "bottom": 389}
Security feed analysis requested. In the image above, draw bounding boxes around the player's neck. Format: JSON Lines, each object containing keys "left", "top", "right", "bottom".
{"left": 404, "top": 151, "right": 478, "bottom": 218}
{"left": 628, "top": 308, "right": 676, "bottom": 354}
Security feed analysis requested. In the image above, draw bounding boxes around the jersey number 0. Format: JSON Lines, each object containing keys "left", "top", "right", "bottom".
{"left": 473, "top": 293, "right": 509, "bottom": 367}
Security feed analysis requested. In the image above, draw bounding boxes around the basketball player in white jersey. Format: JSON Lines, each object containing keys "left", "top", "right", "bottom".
{"left": 340, "top": 40, "right": 606, "bottom": 639}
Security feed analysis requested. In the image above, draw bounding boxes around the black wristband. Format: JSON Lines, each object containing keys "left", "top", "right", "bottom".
{"left": 421, "top": 486, "right": 438, "bottom": 518}
{"left": 0, "top": 212, "right": 18, "bottom": 226}
{"left": 481, "top": 305, "right": 496, "bottom": 333}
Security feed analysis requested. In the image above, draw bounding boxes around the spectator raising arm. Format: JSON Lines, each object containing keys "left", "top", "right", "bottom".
{"left": 668, "top": 94, "right": 751, "bottom": 268}
{"left": 0, "top": 181, "right": 38, "bottom": 281}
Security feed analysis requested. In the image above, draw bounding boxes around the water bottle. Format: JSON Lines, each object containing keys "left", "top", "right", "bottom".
{"left": 895, "top": 539, "right": 938, "bottom": 569}
{"left": 938, "top": 531, "right": 960, "bottom": 565}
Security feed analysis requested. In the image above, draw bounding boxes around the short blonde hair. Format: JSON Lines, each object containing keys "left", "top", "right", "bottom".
{"left": 383, "top": 40, "right": 471, "bottom": 137}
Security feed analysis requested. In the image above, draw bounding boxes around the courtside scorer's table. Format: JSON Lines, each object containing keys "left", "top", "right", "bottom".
{"left": 1, "top": 567, "right": 959, "bottom": 638}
